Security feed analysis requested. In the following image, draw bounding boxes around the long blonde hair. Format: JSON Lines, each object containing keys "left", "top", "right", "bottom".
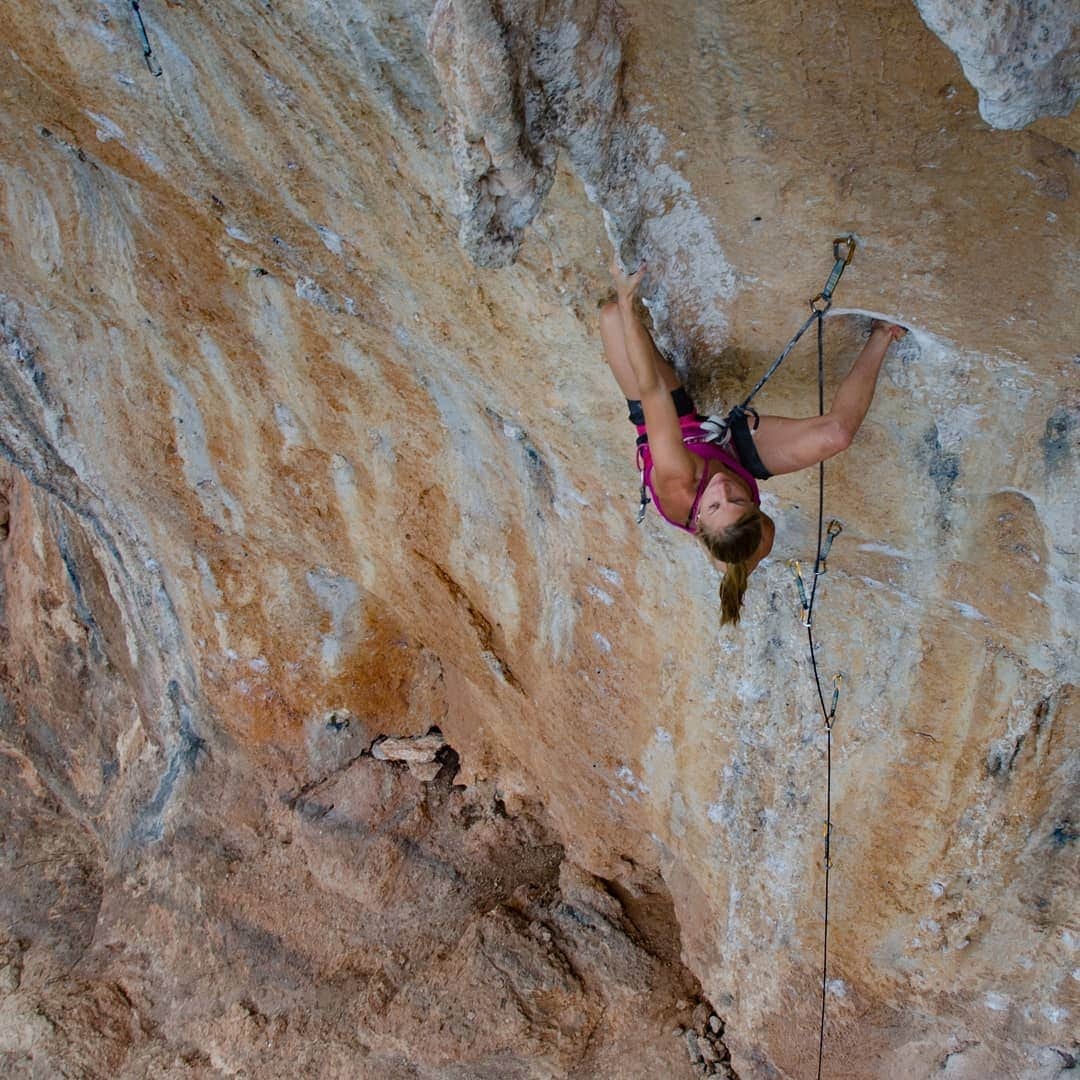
{"left": 698, "top": 506, "right": 766, "bottom": 625}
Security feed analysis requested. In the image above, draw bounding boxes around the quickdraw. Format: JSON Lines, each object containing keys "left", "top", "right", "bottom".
{"left": 829, "top": 672, "right": 843, "bottom": 724}
{"left": 787, "top": 559, "right": 811, "bottom": 627}
{"left": 810, "top": 236, "right": 856, "bottom": 313}
{"left": 131, "top": 1, "right": 163, "bottom": 77}
{"left": 817, "top": 520, "right": 843, "bottom": 575}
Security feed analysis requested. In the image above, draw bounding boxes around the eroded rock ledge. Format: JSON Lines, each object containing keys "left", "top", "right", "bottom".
{"left": 915, "top": 0, "right": 1080, "bottom": 129}
{"left": 2, "top": 727, "right": 725, "bottom": 1076}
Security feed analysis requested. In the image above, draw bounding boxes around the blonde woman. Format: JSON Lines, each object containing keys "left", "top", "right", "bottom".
{"left": 601, "top": 258, "right": 905, "bottom": 625}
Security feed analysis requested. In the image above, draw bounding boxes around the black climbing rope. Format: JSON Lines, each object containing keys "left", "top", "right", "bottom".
{"left": 806, "top": 309, "right": 842, "bottom": 1080}
{"left": 638, "top": 240, "right": 856, "bottom": 1074}
{"left": 740, "top": 236, "right": 854, "bottom": 411}
{"left": 776, "top": 241, "right": 853, "bottom": 1080}
{"left": 755, "top": 238, "right": 854, "bottom": 1079}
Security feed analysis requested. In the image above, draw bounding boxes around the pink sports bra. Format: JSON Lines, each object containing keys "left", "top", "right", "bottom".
{"left": 635, "top": 415, "right": 761, "bottom": 533}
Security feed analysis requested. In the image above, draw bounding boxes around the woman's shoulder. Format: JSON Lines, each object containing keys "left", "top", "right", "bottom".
{"left": 652, "top": 459, "right": 704, "bottom": 513}
{"left": 651, "top": 473, "right": 699, "bottom": 524}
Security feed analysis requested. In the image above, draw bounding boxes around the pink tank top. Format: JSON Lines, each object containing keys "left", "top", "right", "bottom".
{"left": 636, "top": 415, "right": 761, "bottom": 533}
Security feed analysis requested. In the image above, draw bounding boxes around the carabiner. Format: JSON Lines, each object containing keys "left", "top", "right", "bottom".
{"left": 829, "top": 673, "right": 843, "bottom": 720}
{"left": 809, "top": 235, "right": 856, "bottom": 312}
{"left": 832, "top": 235, "right": 856, "bottom": 267}
{"left": 787, "top": 559, "right": 812, "bottom": 626}
{"left": 816, "top": 519, "right": 843, "bottom": 575}
{"left": 636, "top": 481, "right": 650, "bottom": 525}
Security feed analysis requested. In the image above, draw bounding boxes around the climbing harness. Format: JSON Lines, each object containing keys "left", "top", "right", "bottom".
{"left": 130, "top": 1, "right": 163, "bottom": 77}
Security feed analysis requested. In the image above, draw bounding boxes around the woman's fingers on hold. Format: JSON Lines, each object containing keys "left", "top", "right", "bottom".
{"left": 610, "top": 255, "right": 647, "bottom": 295}
{"left": 611, "top": 251, "right": 645, "bottom": 273}
{"left": 872, "top": 318, "right": 906, "bottom": 341}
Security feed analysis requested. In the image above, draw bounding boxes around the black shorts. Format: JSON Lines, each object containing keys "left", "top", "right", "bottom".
{"left": 626, "top": 387, "right": 695, "bottom": 427}
{"left": 726, "top": 405, "right": 772, "bottom": 480}
{"left": 625, "top": 392, "right": 772, "bottom": 480}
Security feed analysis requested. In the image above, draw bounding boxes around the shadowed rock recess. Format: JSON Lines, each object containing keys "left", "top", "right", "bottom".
{"left": 0, "top": 1, "right": 1077, "bottom": 1078}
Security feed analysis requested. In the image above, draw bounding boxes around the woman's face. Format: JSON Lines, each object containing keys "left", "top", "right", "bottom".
{"left": 695, "top": 470, "right": 752, "bottom": 533}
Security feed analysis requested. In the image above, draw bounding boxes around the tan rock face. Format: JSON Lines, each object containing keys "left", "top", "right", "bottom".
{"left": 0, "top": 1, "right": 1077, "bottom": 1078}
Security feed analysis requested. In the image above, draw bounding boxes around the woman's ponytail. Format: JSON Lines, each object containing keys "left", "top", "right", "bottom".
{"left": 718, "top": 560, "right": 751, "bottom": 626}
{"left": 697, "top": 506, "right": 767, "bottom": 627}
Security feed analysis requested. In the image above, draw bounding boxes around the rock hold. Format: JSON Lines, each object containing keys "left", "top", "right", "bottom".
{"left": 680, "top": 999, "right": 734, "bottom": 1076}
{"left": 371, "top": 732, "right": 447, "bottom": 764}
{"left": 692, "top": 1001, "right": 711, "bottom": 1033}
{"left": 685, "top": 1029, "right": 703, "bottom": 1063}
{"left": 408, "top": 760, "right": 443, "bottom": 782}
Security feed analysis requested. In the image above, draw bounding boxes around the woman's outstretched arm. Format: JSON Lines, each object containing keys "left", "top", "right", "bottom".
{"left": 611, "top": 259, "right": 695, "bottom": 485}
{"left": 750, "top": 321, "right": 906, "bottom": 477}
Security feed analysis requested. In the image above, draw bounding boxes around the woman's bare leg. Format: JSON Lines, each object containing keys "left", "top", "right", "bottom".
{"left": 599, "top": 300, "right": 681, "bottom": 400}
{"left": 750, "top": 324, "right": 900, "bottom": 476}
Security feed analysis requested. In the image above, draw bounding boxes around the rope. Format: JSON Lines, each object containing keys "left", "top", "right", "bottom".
{"left": 663, "top": 239, "right": 853, "bottom": 1073}
{"left": 767, "top": 239, "right": 854, "bottom": 1079}
{"left": 740, "top": 310, "right": 820, "bottom": 410}
{"left": 786, "top": 309, "right": 841, "bottom": 1079}
{"left": 740, "top": 236, "right": 854, "bottom": 411}
{"left": 809, "top": 310, "right": 835, "bottom": 1080}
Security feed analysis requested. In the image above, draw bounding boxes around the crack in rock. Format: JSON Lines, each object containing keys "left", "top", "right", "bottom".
{"left": 427, "top": 0, "right": 737, "bottom": 364}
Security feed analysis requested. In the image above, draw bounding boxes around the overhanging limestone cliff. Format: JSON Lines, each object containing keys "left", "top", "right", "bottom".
{"left": 0, "top": 1, "right": 1077, "bottom": 1077}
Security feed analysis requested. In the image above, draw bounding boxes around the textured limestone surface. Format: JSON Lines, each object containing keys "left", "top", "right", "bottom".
{"left": 915, "top": 0, "right": 1080, "bottom": 130}
{"left": 0, "top": 1, "right": 1077, "bottom": 1078}
{"left": 0, "top": 489, "right": 706, "bottom": 1075}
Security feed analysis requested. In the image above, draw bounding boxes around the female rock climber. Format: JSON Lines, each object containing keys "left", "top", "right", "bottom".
{"left": 601, "top": 257, "right": 906, "bottom": 626}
